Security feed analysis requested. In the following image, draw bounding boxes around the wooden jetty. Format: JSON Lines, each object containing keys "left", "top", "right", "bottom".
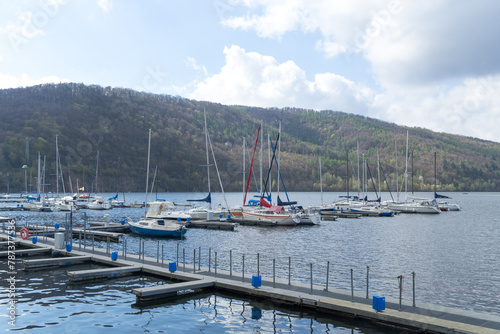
{"left": 186, "top": 220, "right": 237, "bottom": 231}
{"left": 2, "top": 233, "right": 499, "bottom": 334}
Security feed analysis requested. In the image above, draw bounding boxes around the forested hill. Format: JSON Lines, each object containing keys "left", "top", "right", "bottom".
{"left": 0, "top": 83, "right": 499, "bottom": 194}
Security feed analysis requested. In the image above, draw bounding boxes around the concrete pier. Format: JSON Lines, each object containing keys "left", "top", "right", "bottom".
{"left": 2, "top": 233, "right": 499, "bottom": 334}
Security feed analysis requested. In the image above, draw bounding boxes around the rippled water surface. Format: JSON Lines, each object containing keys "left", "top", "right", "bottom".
{"left": 1, "top": 191, "right": 499, "bottom": 332}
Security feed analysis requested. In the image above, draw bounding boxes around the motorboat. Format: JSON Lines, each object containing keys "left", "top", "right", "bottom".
{"left": 129, "top": 218, "right": 186, "bottom": 237}
{"left": 146, "top": 201, "right": 191, "bottom": 221}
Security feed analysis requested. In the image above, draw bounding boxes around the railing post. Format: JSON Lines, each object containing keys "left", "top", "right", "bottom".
{"left": 288, "top": 256, "right": 291, "bottom": 285}
{"left": 161, "top": 245, "right": 164, "bottom": 267}
{"left": 215, "top": 251, "right": 217, "bottom": 277}
{"left": 257, "top": 253, "right": 260, "bottom": 277}
{"left": 78, "top": 231, "right": 81, "bottom": 251}
{"left": 142, "top": 241, "right": 145, "bottom": 263}
{"left": 273, "top": 259, "right": 276, "bottom": 288}
{"left": 398, "top": 275, "right": 403, "bottom": 311}
{"left": 198, "top": 246, "right": 201, "bottom": 270}
{"left": 106, "top": 236, "right": 110, "bottom": 255}
{"left": 230, "top": 250, "right": 232, "bottom": 277}
{"left": 412, "top": 272, "right": 416, "bottom": 307}
{"left": 176, "top": 243, "right": 179, "bottom": 265}
{"left": 350, "top": 269, "right": 354, "bottom": 301}
{"left": 242, "top": 254, "right": 245, "bottom": 282}
{"left": 310, "top": 263, "right": 313, "bottom": 294}
{"left": 326, "top": 261, "right": 330, "bottom": 292}
{"left": 193, "top": 248, "right": 196, "bottom": 273}
{"left": 209, "top": 248, "right": 211, "bottom": 272}
{"left": 183, "top": 248, "right": 185, "bottom": 269}
{"left": 366, "top": 266, "right": 370, "bottom": 299}
{"left": 92, "top": 234, "right": 95, "bottom": 253}
{"left": 157, "top": 240, "right": 159, "bottom": 263}
{"left": 124, "top": 239, "right": 127, "bottom": 260}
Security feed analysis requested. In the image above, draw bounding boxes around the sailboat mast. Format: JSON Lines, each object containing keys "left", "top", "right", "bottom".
{"left": 260, "top": 120, "right": 263, "bottom": 195}
{"left": 319, "top": 157, "right": 323, "bottom": 205}
{"left": 395, "top": 140, "right": 399, "bottom": 202}
{"left": 56, "top": 135, "right": 59, "bottom": 195}
{"left": 404, "top": 131, "right": 409, "bottom": 199}
{"left": 434, "top": 151, "right": 437, "bottom": 194}
{"left": 37, "top": 152, "right": 41, "bottom": 195}
{"left": 346, "top": 150, "right": 349, "bottom": 202}
{"left": 357, "top": 141, "right": 360, "bottom": 198}
{"left": 144, "top": 129, "right": 151, "bottom": 217}
{"left": 377, "top": 150, "right": 381, "bottom": 196}
{"left": 242, "top": 137, "right": 245, "bottom": 200}
{"left": 268, "top": 133, "right": 271, "bottom": 200}
{"left": 277, "top": 120, "right": 281, "bottom": 202}
{"left": 203, "top": 108, "right": 211, "bottom": 209}
{"left": 95, "top": 151, "right": 99, "bottom": 194}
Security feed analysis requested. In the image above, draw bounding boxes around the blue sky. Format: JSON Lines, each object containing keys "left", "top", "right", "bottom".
{"left": 1, "top": 0, "right": 500, "bottom": 142}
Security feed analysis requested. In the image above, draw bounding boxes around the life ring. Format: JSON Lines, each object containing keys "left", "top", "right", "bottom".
{"left": 20, "top": 227, "right": 29, "bottom": 240}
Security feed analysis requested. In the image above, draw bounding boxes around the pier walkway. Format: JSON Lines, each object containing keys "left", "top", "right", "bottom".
{"left": 3, "top": 233, "right": 499, "bottom": 334}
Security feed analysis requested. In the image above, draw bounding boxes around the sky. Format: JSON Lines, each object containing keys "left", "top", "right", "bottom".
{"left": 1, "top": 0, "right": 500, "bottom": 142}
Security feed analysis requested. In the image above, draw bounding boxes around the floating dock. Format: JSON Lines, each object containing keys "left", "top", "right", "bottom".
{"left": 3, "top": 233, "right": 499, "bottom": 333}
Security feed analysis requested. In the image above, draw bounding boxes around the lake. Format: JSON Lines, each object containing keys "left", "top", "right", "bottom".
{"left": 1, "top": 191, "right": 499, "bottom": 333}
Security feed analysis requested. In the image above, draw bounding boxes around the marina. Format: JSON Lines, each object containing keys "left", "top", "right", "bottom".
{"left": 1, "top": 191, "right": 499, "bottom": 333}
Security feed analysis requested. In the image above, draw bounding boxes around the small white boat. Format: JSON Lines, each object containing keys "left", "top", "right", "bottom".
{"left": 241, "top": 206, "right": 299, "bottom": 226}
{"left": 146, "top": 201, "right": 191, "bottom": 221}
{"left": 87, "top": 198, "right": 112, "bottom": 210}
{"left": 129, "top": 218, "right": 186, "bottom": 237}
{"left": 387, "top": 197, "right": 440, "bottom": 214}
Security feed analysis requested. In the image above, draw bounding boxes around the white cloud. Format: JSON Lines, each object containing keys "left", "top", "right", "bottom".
{"left": 185, "top": 57, "right": 208, "bottom": 76}
{"left": 189, "top": 45, "right": 373, "bottom": 113}
{"left": 0, "top": 11, "right": 46, "bottom": 52}
{"left": 97, "top": 0, "right": 113, "bottom": 12}
{"left": 0, "top": 73, "right": 68, "bottom": 90}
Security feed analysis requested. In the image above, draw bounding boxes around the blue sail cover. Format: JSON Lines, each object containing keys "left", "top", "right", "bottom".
{"left": 108, "top": 194, "right": 118, "bottom": 201}
{"left": 187, "top": 193, "right": 212, "bottom": 203}
{"left": 434, "top": 192, "right": 450, "bottom": 199}
{"left": 277, "top": 196, "right": 297, "bottom": 206}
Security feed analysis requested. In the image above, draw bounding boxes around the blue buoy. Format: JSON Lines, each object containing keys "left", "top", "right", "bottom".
{"left": 121, "top": 220, "right": 126, "bottom": 225}
{"left": 169, "top": 262, "right": 177, "bottom": 272}
{"left": 66, "top": 244, "right": 72, "bottom": 252}
{"left": 32, "top": 236, "right": 37, "bottom": 244}
{"left": 54, "top": 223, "right": 60, "bottom": 229}
{"left": 219, "top": 214, "right": 223, "bottom": 218}
{"left": 177, "top": 217, "right": 181, "bottom": 222}
{"left": 111, "top": 252, "right": 118, "bottom": 261}
{"left": 251, "top": 307, "right": 262, "bottom": 320}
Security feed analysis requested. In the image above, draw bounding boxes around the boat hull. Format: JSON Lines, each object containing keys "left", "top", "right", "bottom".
{"left": 129, "top": 223, "right": 186, "bottom": 237}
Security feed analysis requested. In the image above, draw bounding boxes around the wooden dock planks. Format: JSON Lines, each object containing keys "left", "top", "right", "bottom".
{"left": 132, "top": 279, "right": 215, "bottom": 302}
{"left": 68, "top": 266, "right": 142, "bottom": 282}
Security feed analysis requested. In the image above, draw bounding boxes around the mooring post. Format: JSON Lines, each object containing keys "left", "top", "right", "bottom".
{"left": 215, "top": 251, "right": 217, "bottom": 277}
{"left": 326, "top": 261, "right": 330, "bottom": 292}
{"left": 193, "top": 248, "right": 196, "bottom": 273}
{"left": 288, "top": 256, "right": 291, "bottom": 285}
{"left": 257, "top": 253, "right": 260, "bottom": 277}
{"left": 157, "top": 240, "right": 159, "bottom": 263}
{"left": 242, "top": 254, "right": 245, "bottom": 282}
{"left": 209, "top": 248, "right": 212, "bottom": 272}
{"left": 412, "top": 272, "right": 416, "bottom": 307}
{"left": 351, "top": 269, "right": 354, "bottom": 302}
{"left": 273, "top": 259, "right": 276, "bottom": 288}
{"left": 398, "top": 275, "right": 403, "bottom": 311}
{"left": 366, "top": 266, "right": 370, "bottom": 299}
{"left": 230, "top": 249, "right": 232, "bottom": 277}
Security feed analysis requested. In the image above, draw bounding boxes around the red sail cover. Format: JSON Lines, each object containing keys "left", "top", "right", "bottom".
{"left": 259, "top": 198, "right": 283, "bottom": 213}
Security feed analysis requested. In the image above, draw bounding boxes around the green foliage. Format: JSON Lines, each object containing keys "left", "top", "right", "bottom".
{"left": 0, "top": 83, "right": 499, "bottom": 193}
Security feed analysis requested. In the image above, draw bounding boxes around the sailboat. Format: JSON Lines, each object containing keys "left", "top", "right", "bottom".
{"left": 129, "top": 129, "right": 187, "bottom": 237}
{"left": 186, "top": 108, "right": 229, "bottom": 220}
{"left": 387, "top": 132, "right": 440, "bottom": 214}
{"left": 433, "top": 152, "right": 461, "bottom": 211}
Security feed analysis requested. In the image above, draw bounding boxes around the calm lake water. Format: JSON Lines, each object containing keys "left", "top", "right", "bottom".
{"left": 1, "top": 191, "right": 499, "bottom": 333}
